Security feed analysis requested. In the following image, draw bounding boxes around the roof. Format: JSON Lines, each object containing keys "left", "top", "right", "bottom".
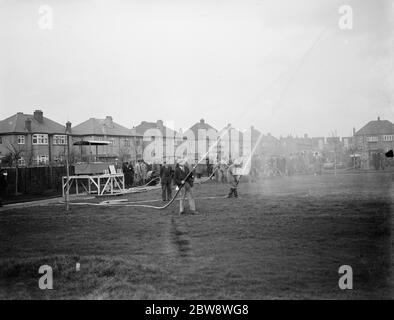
{"left": 218, "top": 124, "right": 243, "bottom": 139}
{"left": 250, "top": 126, "right": 279, "bottom": 143}
{"left": 72, "top": 117, "right": 132, "bottom": 136}
{"left": 355, "top": 118, "right": 394, "bottom": 136}
{"left": 0, "top": 112, "right": 65, "bottom": 134}
{"left": 134, "top": 120, "right": 177, "bottom": 137}
{"left": 184, "top": 119, "right": 217, "bottom": 138}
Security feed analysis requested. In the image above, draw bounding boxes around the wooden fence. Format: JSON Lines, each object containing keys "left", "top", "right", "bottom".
{"left": 2, "top": 165, "right": 74, "bottom": 197}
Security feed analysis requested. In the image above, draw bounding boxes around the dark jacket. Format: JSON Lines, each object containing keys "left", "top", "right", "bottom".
{"left": 174, "top": 165, "right": 193, "bottom": 187}
{"left": 160, "top": 165, "right": 173, "bottom": 184}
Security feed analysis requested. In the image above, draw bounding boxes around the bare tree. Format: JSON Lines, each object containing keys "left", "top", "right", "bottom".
{"left": 5, "top": 141, "right": 26, "bottom": 195}
{"left": 119, "top": 146, "right": 131, "bottom": 163}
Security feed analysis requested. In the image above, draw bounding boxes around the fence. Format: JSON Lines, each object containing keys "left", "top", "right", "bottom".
{"left": 2, "top": 165, "right": 74, "bottom": 197}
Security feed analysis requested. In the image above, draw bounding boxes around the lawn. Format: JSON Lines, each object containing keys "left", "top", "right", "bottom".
{"left": 0, "top": 172, "right": 393, "bottom": 299}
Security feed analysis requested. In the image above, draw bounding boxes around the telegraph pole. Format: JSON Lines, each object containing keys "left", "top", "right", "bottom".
{"left": 65, "top": 126, "right": 70, "bottom": 211}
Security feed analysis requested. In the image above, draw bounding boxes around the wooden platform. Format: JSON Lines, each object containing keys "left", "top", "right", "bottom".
{"left": 62, "top": 173, "right": 125, "bottom": 197}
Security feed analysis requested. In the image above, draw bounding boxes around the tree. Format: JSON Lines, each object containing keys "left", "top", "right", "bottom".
{"left": 119, "top": 146, "right": 131, "bottom": 163}
{"left": 5, "top": 141, "right": 26, "bottom": 195}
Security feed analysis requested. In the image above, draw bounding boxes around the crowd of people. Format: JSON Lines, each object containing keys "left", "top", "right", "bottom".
{"left": 249, "top": 152, "right": 326, "bottom": 179}
{"left": 121, "top": 160, "right": 159, "bottom": 188}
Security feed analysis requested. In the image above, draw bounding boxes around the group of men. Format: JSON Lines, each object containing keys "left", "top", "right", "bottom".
{"left": 127, "top": 156, "right": 245, "bottom": 214}
{"left": 122, "top": 160, "right": 151, "bottom": 188}
{"left": 160, "top": 157, "right": 245, "bottom": 215}
{"left": 134, "top": 161, "right": 148, "bottom": 185}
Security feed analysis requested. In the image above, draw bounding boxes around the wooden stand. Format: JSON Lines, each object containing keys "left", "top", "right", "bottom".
{"left": 62, "top": 173, "right": 125, "bottom": 197}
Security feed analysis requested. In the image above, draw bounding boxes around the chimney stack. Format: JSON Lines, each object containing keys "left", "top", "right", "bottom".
{"left": 378, "top": 116, "right": 380, "bottom": 121}
{"left": 66, "top": 121, "right": 72, "bottom": 133}
{"left": 156, "top": 120, "right": 163, "bottom": 127}
{"left": 25, "top": 118, "right": 32, "bottom": 132}
{"left": 34, "top": 110, "right": 44, "bottom": 123}
{"left": 104, "top": 116, "right": 114, "bottom": 128}
{"left": 200, "top": 119, "right": 205, "bottom": 124}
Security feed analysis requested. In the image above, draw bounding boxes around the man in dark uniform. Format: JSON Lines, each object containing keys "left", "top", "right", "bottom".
{"left": 160, "top": 161, "right": 173, "bottom": 201}
{"left": 127, "top": 162, "right": 134, "bottom": 187}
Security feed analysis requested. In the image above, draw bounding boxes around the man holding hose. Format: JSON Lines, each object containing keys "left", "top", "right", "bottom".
{"left": 227, "top": 157, "right": 244, "bottom": 198}
{"left": 174, "top": 158, "right": 198, "bottom": 215}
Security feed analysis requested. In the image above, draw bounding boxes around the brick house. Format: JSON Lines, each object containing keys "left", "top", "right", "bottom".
{"left": 133, "top": 120, "right": 180, "bottom": 164}
{"left": 0, "top": 110, "right": 68, "bottom": 166}
{"left": 183, "top": 119, "right": 218, "bottom": 164}
{"left": 217, "top": 124, "right": 244, "bottom": 162}
{"left": 70, "top": 116, "right": 143, "bottom": 163}
{"left": 354, "top": 117, "right": 394, "bottom": 169}
{"left": 250, "top": 126, "right": 282, "bottom": 157}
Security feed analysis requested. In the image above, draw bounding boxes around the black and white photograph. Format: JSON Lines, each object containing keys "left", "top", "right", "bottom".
{"left": 0, "top": 0, "right": 393, "bottom": 305}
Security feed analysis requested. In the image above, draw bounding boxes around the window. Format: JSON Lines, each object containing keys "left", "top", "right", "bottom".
{"left": 124, "top": 139, "right": 130, "bottom": 147}
{"left": 32, "top": 134, "right": 48, "bottom": 145}
{"left": 54, "top": 155, "right": 64, "bottom": 163}
{"left": 366, "top": 136, "right": 378, "bottom": 142}
{"left": 383, "top": 135, "right": 393, "bottom": 142}
{"left": 18, "top": 157, "right": 26, "bottom": 167}
{"left": 0, "top": 136, "right": 2, "bottom": 144}
{"left": 36, "top": 155, "right": 49, "bottom": 165}
{"left": 53, "top": 135, "right": 67, "bottom": 145}
{"left": 109, "top": 138, "right": 115, "bottom": 145}
{"left": 17, "top": 135, "right": 25, "bottom": 144}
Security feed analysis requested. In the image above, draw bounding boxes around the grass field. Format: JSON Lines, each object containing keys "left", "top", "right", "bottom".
{"left": 0, "top": 172, "right": 393, "bottom": 299}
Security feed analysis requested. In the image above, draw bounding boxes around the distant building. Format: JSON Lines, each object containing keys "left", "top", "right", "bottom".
{"left": 250, "top": 127, "right": 281, "bottom": 157}
{"left": 311, "top": 137, "right": 325, "bottom": 152}
{"left": 0, "top": 110, "right": 67, "bottom": 166}
{"left": 133, "top": 120, "right": 180, "bottom": 164}
{"left": 354, "top": 117, "right": 394, "bottom": 169}
{"left": 183, "top": 119, "right": 218, "bottom": 164}
{"left": 217, "top": 124, "right": 244, "bottom": 162}
{"left": 70, "top": 116, "right": 143, "bottom": 163}
{"left": 279, "top": 134, "right": 314, "bottom": 155}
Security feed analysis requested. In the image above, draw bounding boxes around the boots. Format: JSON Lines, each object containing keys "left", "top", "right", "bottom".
{"left": 227, "top": 188, "right": 235, "bottom": 198}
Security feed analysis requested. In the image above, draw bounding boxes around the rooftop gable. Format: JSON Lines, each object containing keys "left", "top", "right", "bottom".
{"left": 72, "top": 116, "right": 132, "bottom": 136}
{"left": 134, "top": 120, "right": 177, "bottom": 137}
{"left": 0, "top": 111, "right": 65, "bottom": 134}
{"left": 184, "top": 119, "right": 217, "bottom": 138}
{"left": 355, "top": 118, "right": 394, "bottom": 136}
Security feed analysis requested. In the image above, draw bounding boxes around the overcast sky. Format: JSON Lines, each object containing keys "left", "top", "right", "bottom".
{"left": 0, "top": 0, "right": 392, "bottom": 137}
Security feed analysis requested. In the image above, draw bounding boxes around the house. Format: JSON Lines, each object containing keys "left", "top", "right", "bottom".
{"left": 70, "top": 116, "right": 143, "bottom": 163}
{"left": 311, "top": 137, "right": 325, "bottom": 152}
{"left": 250, "top": 126, "right": 282, "bottom": 157}
{"left": 183, "top": 119, "right": 218, "bottom": 164}
{"left": 133, "top": 120, "right": 180, "bottom": 164}
{"left": 0, "top": 110, "right": 67, "bottom": 166}
{"left": 354, "top": 117, "right": 394, "bottom": 169}
{"left": 279, "top": 134, "right": 313, "bottom": 155}
{"left": 217, "top": 124, "right": 244, "bottom": 162}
